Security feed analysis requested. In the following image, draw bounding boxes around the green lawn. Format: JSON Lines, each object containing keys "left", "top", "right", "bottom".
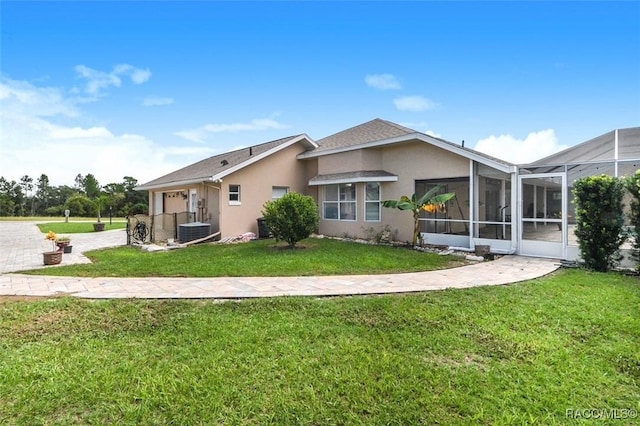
{"left": 36, "top": 221, "right": 127, "bottom": 234}
{"left": 23, "top": 238, "right": 465, "bottom": 277}
{"left": 0, "top": 216, "right": 126, "bottom": 222}
{"left": 1, "top": 269, "right": 638, "bottom": 424}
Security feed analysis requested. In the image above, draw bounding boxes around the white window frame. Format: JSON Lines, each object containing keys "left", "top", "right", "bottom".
{"left": 323, "top": 184, "right": 357, "bottom": 221}
{"left": 365, "top": 182, "right": 381, "bottom": 222}
{"left": 272, "top": 186, "right": 289, "bottom": 200}
{"left": 229, "top": 184, "right": 241, "bottom": 205}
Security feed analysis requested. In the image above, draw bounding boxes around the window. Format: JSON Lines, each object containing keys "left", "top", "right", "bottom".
{"left": 323, "top": 184, "right": 356, "bottom": 221}
{"left": 229, "top": 184, "right": 241, "bottom": 205}
{"left": 365, "top": 182, "right": 381, "bottom": 221}
{"left": 272, "top": 186, "right": 289, "bottom": 200}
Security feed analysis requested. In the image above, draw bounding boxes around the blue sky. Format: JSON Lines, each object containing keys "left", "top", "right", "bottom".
{"left": 1, "top": 1, "right": 639, "bottom": 187}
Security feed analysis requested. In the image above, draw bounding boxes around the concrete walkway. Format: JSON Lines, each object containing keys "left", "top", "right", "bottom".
{"left": 0, "top": 221, "right": 560, "bottom": 299}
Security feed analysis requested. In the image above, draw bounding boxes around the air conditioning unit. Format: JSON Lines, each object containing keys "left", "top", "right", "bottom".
{"left": 178, "top": 222, "right": 211, "bottom": 242}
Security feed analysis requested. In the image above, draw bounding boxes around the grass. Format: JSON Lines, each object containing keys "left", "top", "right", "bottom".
{"left": 1, "top": 269, "right": 638, "bottom": 424}
{"left": 23, "top": 238, "right": 465, "bottom": 277}
{"left": 0, "top": 216, "right": 126, "bottom": 222}
{"left": 36, "top": 221, "right": 127, "bottom": 234}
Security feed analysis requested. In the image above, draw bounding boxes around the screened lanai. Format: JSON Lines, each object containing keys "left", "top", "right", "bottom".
{"left": 415, "top": 161, "right": 516, "bottom": 254}
{"left": 518, "top": 127, "right": 640, "bottom": 260}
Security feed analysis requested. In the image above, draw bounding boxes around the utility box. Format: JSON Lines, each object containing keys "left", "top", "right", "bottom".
{"left": 256, "top": 218, "right": 270, "bottom": 239}
{"left": 178, "top": 222, "right": 211, "bottom": 242}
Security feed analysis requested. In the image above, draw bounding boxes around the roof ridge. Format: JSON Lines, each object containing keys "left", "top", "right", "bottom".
{"left": 377, "top": 118, "right": 417, "bottom": 134}
{"left": 137, "top": 134, "right": 309, "bottom": 188}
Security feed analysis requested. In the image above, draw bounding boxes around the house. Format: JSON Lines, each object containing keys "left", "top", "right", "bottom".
{"left": 137, "top": 119, "right": 639, "bottom": 260}
{"left": 135, "top": 134, "right": 318, "bottom": 240}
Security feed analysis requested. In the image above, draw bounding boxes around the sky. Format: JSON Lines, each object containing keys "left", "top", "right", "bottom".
{"left": 1, "top": 0, "right": 639, "bottom": 187}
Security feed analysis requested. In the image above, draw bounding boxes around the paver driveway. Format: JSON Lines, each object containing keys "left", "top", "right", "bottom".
{"left": 0, "top": 221, "right": 126, "bottom": 274}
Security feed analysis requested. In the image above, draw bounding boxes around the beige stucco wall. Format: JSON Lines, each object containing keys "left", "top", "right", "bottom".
{"left": 317, "top": 149, "right": 382, "bottom": 175}
{"left": 163, "top": 191, "right": 188, "bottom": 213}
{"left": 218, "top": 143, "right": 313, "bottom": 237}
{"left": 317, "top": 141, "right": 471, "bottom": 243}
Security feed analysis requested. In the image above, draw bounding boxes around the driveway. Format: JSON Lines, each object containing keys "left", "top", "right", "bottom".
{"left": 0, "top": 221, "right": 126, "bottom": 274}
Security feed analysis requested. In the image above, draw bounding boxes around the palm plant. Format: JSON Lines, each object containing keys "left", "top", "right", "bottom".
{"left": 382, "top": 185, "right": 455, "bottom": 247}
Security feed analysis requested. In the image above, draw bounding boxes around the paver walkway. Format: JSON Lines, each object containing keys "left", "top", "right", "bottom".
{"left": 0, "top": 221, "right": 560, "bottom": 299}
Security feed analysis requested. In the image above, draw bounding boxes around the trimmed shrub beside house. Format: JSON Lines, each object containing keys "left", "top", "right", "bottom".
{"left": 625, "top": 170, "right": 640, "bottom": 270}
{"left": 573, "top": 174, "right": 627, "bottom": 272}
{"left": 262, "top": 192, "right": 319, "bottom": 248}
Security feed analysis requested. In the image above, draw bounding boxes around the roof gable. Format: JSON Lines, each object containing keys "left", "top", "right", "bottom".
{"left": 312, "top": 118, "right": 415, "bottom": 152}
{"left": 299, "top": 118, "right": 514, "bottom": 173}
{"left": 137, "top": 134, "right": 315, "bottom": 190}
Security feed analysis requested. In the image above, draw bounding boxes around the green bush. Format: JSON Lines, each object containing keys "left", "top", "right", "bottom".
{"left": 43, "top": 206, "right": 64, "bottom": 216}
{"left": 262, "top": 192, "right": 319, "bottom": 248}
{"left": 64, "top": 194, "right": 94, "bottom": 217}
{"left": 573, "top": 175, "right": 627, "bottom": 271}
{"left": 625, "top": 170, "right": 640, "bottom": 270}
{"left": 126, "top": 202, "right": 149, "bottom": 216}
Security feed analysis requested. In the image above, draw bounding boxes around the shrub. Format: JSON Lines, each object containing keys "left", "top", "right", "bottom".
{"left": 64, "top": 194, "right": 94, "bottom": 217}
{"left": 573, "top": 174, "right": 626, "bottom": 271}
{"left": 43, "top": 206, "right": 64, "bottom": 216}
{"left": 362, "top": 225, "right": 395, "bottom": 244}
{"left": 625, "top": 170, "right": 640, "bottom": 270}
{"left": 262, "top": 192, "right": 319, "bottom": 248}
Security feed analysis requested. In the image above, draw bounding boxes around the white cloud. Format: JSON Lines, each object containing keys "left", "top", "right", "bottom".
{"left": 425, "top": 130, "right": 442, "bottom": 138}
{"left": 394, "top": 95, "right": 437, "bottom": 112}
{"left": 75, "top": 65, "right": 122, "bottom": 95}
{"left": 175, "top": 118, "right": 290, "bottom": 143}
{"left": 0, "top": 109, "right": 193, "bottom": 187}
{"left": 49, "top": 126, "right": 113, "bottom": 140}
{"left": 142, "top": 96, "right": 174, "bottom": 106}
{"left": 365, "top": 73, "right": 401, "bottom": 90}
{"left": 0, "top": 77, "right": 79, "bottom": 117}
{"left": 474, "top": 129, "right": 568, "bottom": 164}
{"left": 0, "top": 76, "right": 209, "bottom": 187}
{"left": 114, "top": 64, "right": 152, "bottom": 84}
{"left": 75, "top": 63, "right": 151, "bottom": 96}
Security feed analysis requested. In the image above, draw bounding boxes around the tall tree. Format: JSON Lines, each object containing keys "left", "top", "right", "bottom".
{"left": 82, "top": 174, "right": 101, "bottom": 199}
{"left": 19, "top": 175, "right": 33, "bottom": 215}
{"left": 74, "top": 173, "right": 85, "bottom": 192}
{"left": 35, "top": 174, "right": 52, "bottom": 214}
{"left": 0, "top": 177, "right": 18, "bottom": 216}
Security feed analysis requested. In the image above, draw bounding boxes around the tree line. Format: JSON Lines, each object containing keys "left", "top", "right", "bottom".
{"left": 0, "top": 173, "right": 149, "bottom": 218}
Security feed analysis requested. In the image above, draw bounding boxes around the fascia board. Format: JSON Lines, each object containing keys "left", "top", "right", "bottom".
{"left": 298, "top": 133, "right": 513, "bottom": 174}
{"left": 308, "top": 175, "right": 398, "bottom": 186}
{"left": 211, "top": 134, "right": 315, "bottom": 181}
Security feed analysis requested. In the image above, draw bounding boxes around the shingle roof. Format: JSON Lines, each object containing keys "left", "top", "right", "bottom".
{"left": 312, "top": 118, "right": 416, "bottom": 152}
{"left": 301, "top": 118, "right": 514, "bottom": 170}
{"left": 530, "top": 127, "right": 640, "bottom": 165}
{"left": 138, "top": 135, "right": 306, "bottom": 189}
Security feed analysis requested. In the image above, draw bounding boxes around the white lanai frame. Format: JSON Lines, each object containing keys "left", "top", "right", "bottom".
{"left": 420, "top": 158, "right": 518, "bottom": 254}
{"left": 517, "top": 127, "right": 640, "bottom": 261}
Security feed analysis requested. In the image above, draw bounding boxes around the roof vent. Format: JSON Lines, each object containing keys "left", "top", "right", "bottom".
{"left": 221, "top": 159, "right": 228, "bottom": 166}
